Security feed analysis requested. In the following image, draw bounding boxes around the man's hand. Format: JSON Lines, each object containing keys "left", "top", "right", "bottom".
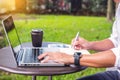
{"left": 71, "top": 37, "right": 90, "bottom": 50}
{"left": 38, "top": 52, "right": 74, "bottom": 65}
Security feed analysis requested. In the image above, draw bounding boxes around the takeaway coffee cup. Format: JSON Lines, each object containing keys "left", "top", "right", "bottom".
{"left": 31, "top": 29, "right": 43, "bottom": 47}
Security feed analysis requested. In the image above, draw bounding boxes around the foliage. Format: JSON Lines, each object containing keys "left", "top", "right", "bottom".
{"left": 0, "top": 0, "right": 114, "bottom": 16}
{"left": 82, "top": 0, "right": 107, "bottom": 15}
{"left": 91, "top": 0, "right": 107, "bottom": 13}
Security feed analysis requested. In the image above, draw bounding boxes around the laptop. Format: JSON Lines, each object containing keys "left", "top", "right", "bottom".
{"left": 2, "top": 15, "right": 65, "bottom": 67}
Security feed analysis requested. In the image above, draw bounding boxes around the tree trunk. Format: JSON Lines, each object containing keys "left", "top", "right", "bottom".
{"left": 107, "top": 0, "right": 113, "bottom": 22}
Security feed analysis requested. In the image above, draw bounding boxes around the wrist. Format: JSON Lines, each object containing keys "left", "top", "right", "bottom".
{"left": 87, "top": 42, "right": 94, "bottom": 50}
{"left": 69, "top": 55, "right": 74, "bottom": 64}
{"left": 74, "top": 52, "right": 82, "bottom": 66}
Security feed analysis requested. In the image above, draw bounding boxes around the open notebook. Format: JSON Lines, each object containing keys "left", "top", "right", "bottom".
{"left": 48, "top": 44, "right": 90, "bottom": 55}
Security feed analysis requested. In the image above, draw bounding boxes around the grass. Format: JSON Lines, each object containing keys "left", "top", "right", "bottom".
{"left": 14, "top": 15, "right": 112, "bottom": 44}
{"left": 1, "top": 14, "right": 113, "bottom": 80}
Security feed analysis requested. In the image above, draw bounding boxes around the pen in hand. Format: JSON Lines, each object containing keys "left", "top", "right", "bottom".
{"left": 75, "top": 32, "right": 79, "bottom": 41}
{"left": 72, "top": 32, "right": 79, "bottom": 49}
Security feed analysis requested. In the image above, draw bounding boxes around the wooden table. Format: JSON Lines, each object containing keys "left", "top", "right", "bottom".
{"left": 0, "top": 42, "right": 87, "bottom": 80}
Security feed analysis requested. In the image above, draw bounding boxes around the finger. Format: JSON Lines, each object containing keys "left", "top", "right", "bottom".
{"left": 79, "top": 37, "right": 84, "bottom": 41}
{"left": 72, "top": 40, "right": 78, "bottom": 48}
{"left": 41, "top": 56, "right": 50, "bottom": 63}
{"left": 74, "top": 45, "right": 81, "bottom": 50}
{"left": 38, "top": 52, "right": 48, "bottom": 60}
{"left": 54, "top": 60, "right": 64, "bottom": 64}
{"left": 74, "top": 41, "right": 79, "bottom": 45}
{"left": 73, "top": 41, "right": 80, "bottom": 48}
{"left": 74, "top": 43, "right": 82, "bottom": 50}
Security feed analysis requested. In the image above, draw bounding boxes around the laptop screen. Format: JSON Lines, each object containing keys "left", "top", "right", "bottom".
{"left": 2, "top": 16, "right": 22, "bottom": 53}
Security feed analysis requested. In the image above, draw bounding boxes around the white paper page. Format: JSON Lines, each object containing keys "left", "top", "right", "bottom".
{"left": 48, "top": 44, "right": 90, "bottom": 55}
{"left": 59, "top": 48, "right": 90, "bottom": 55}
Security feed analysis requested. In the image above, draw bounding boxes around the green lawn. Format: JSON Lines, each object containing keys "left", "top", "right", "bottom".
{"left": 14, "top": 14, "right": 112, "bottom": 44}
{"left": 0, "top": 14, "right": 113, "bottom": 80}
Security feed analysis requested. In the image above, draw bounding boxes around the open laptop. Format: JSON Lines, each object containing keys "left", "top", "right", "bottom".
{"left": 2, "top": 15, "right": 65, "bottom": 67}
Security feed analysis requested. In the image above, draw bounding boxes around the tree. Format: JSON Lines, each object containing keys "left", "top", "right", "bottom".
{"left": 107, "top": 0, "right": 114, "bottom": 22}
{"left": 15, "top": 0, "right": 27, "bottom": 12}
{"left": 71, "top": 0, "right": 82, "bottom": 14}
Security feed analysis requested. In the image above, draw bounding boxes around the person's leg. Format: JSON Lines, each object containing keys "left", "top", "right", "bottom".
{"left": 77, "top": 70, "right": 120, "bottom": 80}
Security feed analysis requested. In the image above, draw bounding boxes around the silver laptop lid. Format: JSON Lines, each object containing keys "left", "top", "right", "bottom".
{"left": 2, "top": 15, "right": 22, "bottom": 64}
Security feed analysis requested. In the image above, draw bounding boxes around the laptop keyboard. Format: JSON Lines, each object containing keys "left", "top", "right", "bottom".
{"left": 16, "top": 49, "right": 24, "bottom": 62}
{"left": 33, "top": 49, "right": 40, "bottom": 62}
{"left": 18, "top": 48, "right": 65, "bottom": 66}
{"left": 22, "top": 48, "right": 43, "bottom": 63}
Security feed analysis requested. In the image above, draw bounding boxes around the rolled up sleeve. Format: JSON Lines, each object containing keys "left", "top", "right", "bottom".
{"left": 111, "top": 47, "right": 120, "bottom": 67}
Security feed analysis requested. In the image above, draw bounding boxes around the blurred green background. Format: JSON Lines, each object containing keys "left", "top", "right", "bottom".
{"left": 0, "top": 0, "right": 115, "bottom": 80}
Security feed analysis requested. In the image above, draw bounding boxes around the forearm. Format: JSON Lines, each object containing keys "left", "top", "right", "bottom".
{"left": 88, "top": 39, "right": 114, "bottom": 51}
{"left": 80, "top": 50, "right": 116, "bottom": 68}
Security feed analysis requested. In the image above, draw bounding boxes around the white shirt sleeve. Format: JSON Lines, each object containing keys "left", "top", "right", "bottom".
{"left": 108, "top": 21, "right": 118, "bottom": 47}
{"left": 111, "top": 47, "right": 120, "bottom": 67}
{"left": 109, "top": 3, "right": 120, "bottom": 68}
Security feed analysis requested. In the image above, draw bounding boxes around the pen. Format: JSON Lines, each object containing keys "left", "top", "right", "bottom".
{"left": 75, "top": 32, "right": 79, "bottom": 41}
{"left": 72, "top": 32, "right": 79, "bottom": 48}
